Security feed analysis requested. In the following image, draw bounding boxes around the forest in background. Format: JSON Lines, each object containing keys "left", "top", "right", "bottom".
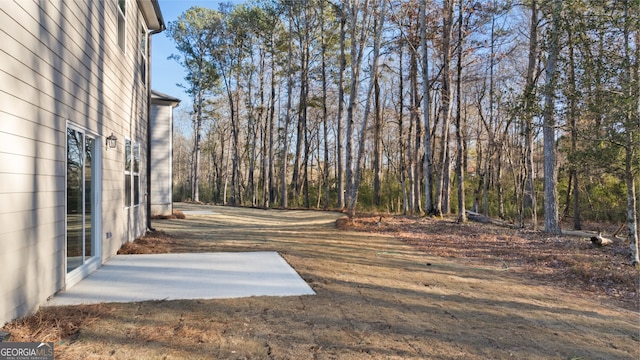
{"left": 165, "top": 0, "right": 639, "bottom": 263}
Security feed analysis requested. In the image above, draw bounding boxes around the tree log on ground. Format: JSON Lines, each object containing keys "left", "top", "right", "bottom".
{"left": 465, "top": 210, "right": 518, "bottom": 229}
{"left": 562, "top": 230, "right": 616, "bottom": 247}
{"left": 466, "top": 210, "right": 618, "bottom": 248}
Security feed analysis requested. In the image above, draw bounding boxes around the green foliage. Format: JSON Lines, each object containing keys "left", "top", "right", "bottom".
{"left": 166, "top": 7, "right": 223, "bottom": 96}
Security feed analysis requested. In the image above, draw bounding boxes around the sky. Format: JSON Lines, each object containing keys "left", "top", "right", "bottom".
{"left": 150, "top": 0, "right": 243, "bottom": 108}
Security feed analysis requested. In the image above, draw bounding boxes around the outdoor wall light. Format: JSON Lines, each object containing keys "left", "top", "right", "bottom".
{"left": 106, "top": 133, "right": 118, "bottom": 149}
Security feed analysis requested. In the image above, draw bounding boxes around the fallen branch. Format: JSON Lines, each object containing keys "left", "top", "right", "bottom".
{"left": 612, "top": 223, "right": 626, "bottom": 239}
{"left": 561, "top": 230, "right": 616, "bottom": 247}
{"left": 465, "top": 210, "right": 518, "bottom": 229}
{"left": 590, "top": 232, "right": 614, "bottom": 247}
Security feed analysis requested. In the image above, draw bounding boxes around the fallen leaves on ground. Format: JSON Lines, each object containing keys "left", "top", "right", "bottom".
{"left": 339, "top": 214, "right": 639, "bottom": 311}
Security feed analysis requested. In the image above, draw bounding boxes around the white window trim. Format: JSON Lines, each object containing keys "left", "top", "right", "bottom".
{"left": 124, "top": 138, "right": 141, "bottom": 208}
{"left": 117, "top": 0, "right": 127, "bottom": 52}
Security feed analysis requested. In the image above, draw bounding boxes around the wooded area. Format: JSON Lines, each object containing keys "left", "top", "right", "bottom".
{"left": 165, "top": 0, "right": 639, "bottom": 264}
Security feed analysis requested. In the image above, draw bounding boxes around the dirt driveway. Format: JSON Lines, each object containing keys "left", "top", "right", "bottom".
{"left": 6, "top": 204, "right": 640, "bottom": 359}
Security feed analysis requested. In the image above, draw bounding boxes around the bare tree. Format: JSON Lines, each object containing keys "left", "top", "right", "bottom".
{"left": 420, "top": 0, "right": 433, "bottom": 214}
{"left": 349, "top": 0, "right": 385, "bottom": 217}
{"left": 541, "top": 0, "right": 561, "bottom": 234}
{"left": 454, "top": 0, "right": 466, "bottom": 223}
{"left": 520, "top": 0, "right": 539, "bottom": 229}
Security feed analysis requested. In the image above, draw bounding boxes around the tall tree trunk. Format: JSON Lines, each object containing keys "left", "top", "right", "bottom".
{"left": 542, "top": 0, "right": 561, "bottom": 234}
{"left": 420, "top": 0, "right": 433, "bottom": 214}
{"left": 434, "top": 0, "right": 454, "bottom": 216}
{"left": 345, "top": 0, "right": 371, "bottom": 214}
{"left": 192, "top": 89, "right": 204, "bottom": 202}
{"left": 373, "top": 74, "right": 383, "bottom": 206}
{"left": 484, "top": 7, "right": 496, "bottom": 217}
{"left": 411, "top": 47, "right": 423, "bottom": 214}
{"left": 349, "top": 0, "right": 383, "bottom": 217}
{"left": 623, "top": 1, "right": 639, "bottom": 265}
{"left": 292, "top": 6, "right": 310, "bottom": 204}
{"left": 522, "top": 0, "right": 539, "bottom": 229}
{"left": 301, "top": 8, "right": 311, "bottom": 208}
{"left": 399, "top": 41, "right": 408, "bottom": 214}
{"left": 566, "top": 24, "right": 581, "bottom": 229}
{"left": 266, "top": 35, "right": 277, "bottom": 208}
{"left": 321, "top": 3, "right": 330, "bottom": 209}
{"left": 497, "top": 145, "right": 504, "bottom": 218}
{"left": 229, "top": 85, "right": 240, "bottom": 206}
{"left": 442, "top": 128, "right": 452, "bottom": 214}
{"left": 455, "top": 0, "right": 466, "bottom": 223}
{"left": 281, "top": 4, "right": 295, "bottom": 208}
{"left": 336, "top": 3, "right": 347, "bottom": 209}
{"left": 247, "top": 56, "right": 258, "bottom": 207}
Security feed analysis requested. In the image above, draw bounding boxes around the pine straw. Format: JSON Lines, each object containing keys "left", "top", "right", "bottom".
{"left": 339, "top": 214, "right": 640, "bottom": 311}
{"left": 2, "top": 305, "right": 109, "bottom": 344}
{"left": 150, "top": 209, "right": 186, "bottom": 220}
{"left": 117, "top": 230, "right": 179, "bottom": 254}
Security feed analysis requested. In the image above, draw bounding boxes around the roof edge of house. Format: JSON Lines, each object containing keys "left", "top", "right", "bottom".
{"left": 138, "top": 0, "right": 165, "bottom": 32}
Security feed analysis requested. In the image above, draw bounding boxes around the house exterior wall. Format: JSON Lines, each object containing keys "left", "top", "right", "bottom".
{"left": 0, "top": 0, "right": 161, "bottom": 325}
{"left": 150, "top": 103, "right": 173, "bottom": 216}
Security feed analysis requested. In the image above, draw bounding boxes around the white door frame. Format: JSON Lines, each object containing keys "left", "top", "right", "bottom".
{"left": 65, "top": 123, "right": 103, "bottom": 289}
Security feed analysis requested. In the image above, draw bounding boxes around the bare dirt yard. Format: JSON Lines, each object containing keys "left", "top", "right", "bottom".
{"left": 3, "top": 203, "right": 639, "bottom": 359}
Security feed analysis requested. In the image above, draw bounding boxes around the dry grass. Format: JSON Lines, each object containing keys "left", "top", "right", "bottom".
{"left": 339, "top": 214, "right": 640, "bottom": 311}
{"left": 2, "top": 206, "right": 638, "bottom": 359}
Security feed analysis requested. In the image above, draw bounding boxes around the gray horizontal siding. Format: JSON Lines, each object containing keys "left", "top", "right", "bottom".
{"left": 0, "top": 0, "right": 155, "bottom": 325}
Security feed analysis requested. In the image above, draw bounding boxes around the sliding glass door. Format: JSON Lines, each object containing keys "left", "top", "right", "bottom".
{"left": 66, "top": 127, "right": 98, "bottom": 274}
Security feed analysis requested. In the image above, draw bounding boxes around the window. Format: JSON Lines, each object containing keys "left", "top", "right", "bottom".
{"left": 124, "top": 139, "right": 131, "bottom": 207}
{"left": 117, "top": 0, "right": 126, "bottom": 51}
{"left": 124, "top": 139, "right": 140, "bottom": 207}
{"left": 140, "top": 26, "right": 147, "bottom": 83}
{"left": 133, "top": 142, "right": 140, "bottom": 206}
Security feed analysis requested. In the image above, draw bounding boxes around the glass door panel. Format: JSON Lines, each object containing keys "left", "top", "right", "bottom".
{"left": 66, "top": 128, "right": 97, "bottom": 273}
{"left": 84, "top": 137, "right": 94, "bottom": 258}
{"left": 67, "top": 128, "right": 83, "bottom": 272}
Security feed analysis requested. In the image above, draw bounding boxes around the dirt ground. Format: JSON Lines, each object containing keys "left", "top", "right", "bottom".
{"left": 3, "top": 203, "right": 639, "bottom": 359}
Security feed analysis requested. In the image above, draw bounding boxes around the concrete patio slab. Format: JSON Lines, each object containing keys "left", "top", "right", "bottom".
{"left": 46, "top": 252, "right": 315, "bottom": 306}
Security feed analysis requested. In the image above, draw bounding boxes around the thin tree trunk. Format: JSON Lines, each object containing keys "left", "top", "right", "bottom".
{"left": 349, "top": 0, "right": 383, "bottom": 217}
{"left": 373, "top": 74, "right": 383, "bottom": 206}
{"left": 623, "top": 1, "right": 639, "bottom": 265}
{"left": 247, "top": 55, "right": 258, "bottom": 207}
{"left": 411, "top": 48, "right": 423, "bottom": 214}
{"left": 281, "top": 4, "right": 295, "bottom": 208}
{"left": 260, "top": 47, "right": 269, "bottom": 208}
{"left": 523, "top": 0, "right": 539, "bottom": 229}
{"left": 434, "top": 0, "right": 454, "bottom": 216}
{"left": 542, "top": 0, "right": 561, "bottom": 234}
{"left": 266, "top": 36, "right": 277, "bottom": 208}
{"left": 566, "top": 24, "right": 581, "bottom": 229}
{"left": 336, "top": 3, "right": 347, "bottom": 209}
{"left": 292, "top": 6, "right": 310, "bottom": 204}
{"left": 321, "top": 3, "right": 331, "bottom": 209}
{"left": 345, "top": 0, "right": 371, "bottom": 213}
{"left": 455, "top": 0, "right": 466, "bottom": 223}
{"left": 420, "top": 0, "right": 433, "bottom": 214}
{"left": 399, "top": 42, "right": 408, "bottom": 214}
{"left": 192, "top": 89, "right": 203, "bottom": 202}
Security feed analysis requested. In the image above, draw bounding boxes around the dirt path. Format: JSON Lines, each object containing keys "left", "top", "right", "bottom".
{"left": 6, "top": 204, "right": 640, "bottom": 359}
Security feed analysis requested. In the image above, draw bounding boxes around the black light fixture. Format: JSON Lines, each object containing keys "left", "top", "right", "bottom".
{"left": 106, "top": 133, "right": 118, "bottom": 149}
